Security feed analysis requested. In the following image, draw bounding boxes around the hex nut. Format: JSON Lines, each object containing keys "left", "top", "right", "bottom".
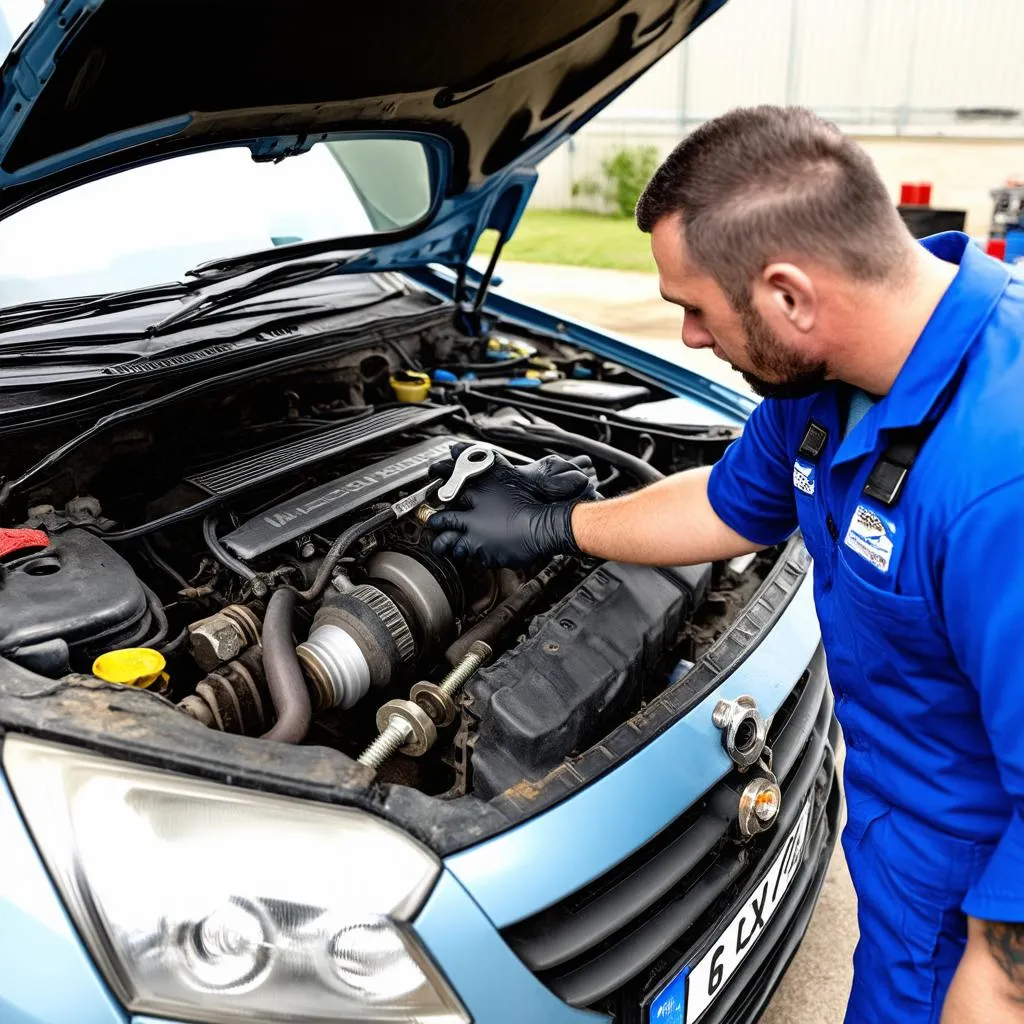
{"left": 190, "top": 621, "right": 244, "bottom": 672}
{"left": 410, "top": 681, "right": 457, "bottom": 728}
{"left": 711, "top": 694, "right": 767, "bottom": 770}
{"left": 188, "top": 606, "right": 261, "bottom": 672}
{"left": 375, "top": 699, "right": 437, "bottom": 757}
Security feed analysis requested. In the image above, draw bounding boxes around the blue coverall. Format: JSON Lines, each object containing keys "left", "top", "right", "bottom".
{"left": 707, "top": 233, "right": 1024, "bottom": 1022}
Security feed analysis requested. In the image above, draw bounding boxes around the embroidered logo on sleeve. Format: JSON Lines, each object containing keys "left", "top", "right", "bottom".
{"left": 844, "top": 504, "right": 895, "bottom": 572}
{"left": 793, "top": 460, "right": 815, "bottom": 495}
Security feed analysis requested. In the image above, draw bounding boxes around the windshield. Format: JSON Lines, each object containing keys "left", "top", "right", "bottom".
{"left": 1, "top": 3, "right": 433, "bottom": 311}
{"left": 0, "top": 141, "right": 431, "bottom": 309}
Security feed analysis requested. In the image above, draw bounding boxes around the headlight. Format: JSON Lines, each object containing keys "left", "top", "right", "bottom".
{"left": 3, "top": 735, "right": 468, "bottom": 1023}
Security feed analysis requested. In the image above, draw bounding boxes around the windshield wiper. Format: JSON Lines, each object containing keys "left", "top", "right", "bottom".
{"left": 145, "top": 253, "right": 366, "bottom": 336}
{"left": 0, "top": 248, "right": 371, "bottom": 337}
{"left": 0, "top": 282, "right": 190, "bottom": 334}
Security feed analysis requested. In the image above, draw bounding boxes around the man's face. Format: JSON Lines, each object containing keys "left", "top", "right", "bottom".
{"left": 650, "top": 215, "right": 827, "bottom": 399}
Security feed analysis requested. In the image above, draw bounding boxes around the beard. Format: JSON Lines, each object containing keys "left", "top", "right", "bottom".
{"left": 737, "top": 304, "right": 828, "bottom": 400}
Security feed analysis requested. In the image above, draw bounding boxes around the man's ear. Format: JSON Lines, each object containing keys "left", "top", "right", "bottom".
{"left": 754, "top": 262, "right": 817, "bottom": 334}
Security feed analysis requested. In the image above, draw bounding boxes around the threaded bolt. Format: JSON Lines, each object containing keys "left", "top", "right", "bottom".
{"left": 409, "top": 642, "right": 491, "bottom": 727}
{"left": 438, "top": 642, "right": 491, "bottom": 700}
{"left": 358, "top": 717, "right": 413, "bottom": 770}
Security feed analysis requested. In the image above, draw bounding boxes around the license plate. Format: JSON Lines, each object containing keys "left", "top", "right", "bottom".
{"left": 648, "top": 798, "right": 812, "bottom": 1024}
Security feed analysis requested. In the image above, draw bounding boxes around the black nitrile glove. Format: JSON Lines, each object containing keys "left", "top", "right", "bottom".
{"left": 426, "top": 445, "right": 597, "bottom": 567}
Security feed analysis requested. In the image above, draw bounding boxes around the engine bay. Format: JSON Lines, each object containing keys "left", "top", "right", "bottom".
{"left": 0, "top": 291, "right": 774, "bottom": 807}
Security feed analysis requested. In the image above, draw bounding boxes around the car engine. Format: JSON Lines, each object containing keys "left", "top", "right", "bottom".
{"left": 0, "top": 318, "right": 768, "bottom": 801}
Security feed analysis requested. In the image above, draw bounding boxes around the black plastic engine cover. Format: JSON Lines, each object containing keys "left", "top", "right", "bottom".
{"left": 0, "top": 529, "right": 149, "bottom": 674}
{"left": 466, "top": 561, "right": 709, "bottom": 800}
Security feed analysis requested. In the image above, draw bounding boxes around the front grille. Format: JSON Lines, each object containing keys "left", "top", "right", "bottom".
{"left": 501, "top": 648, "right": 838, "bottom": 1018}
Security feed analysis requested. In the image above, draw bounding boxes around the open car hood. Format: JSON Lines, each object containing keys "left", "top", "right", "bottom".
{"left": 0, "top": 0, "right": 724, "bottom": 270}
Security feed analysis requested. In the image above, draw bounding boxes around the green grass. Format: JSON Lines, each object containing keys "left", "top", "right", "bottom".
{"left": 474, "top": 209, "right": 656, "bottom": 273}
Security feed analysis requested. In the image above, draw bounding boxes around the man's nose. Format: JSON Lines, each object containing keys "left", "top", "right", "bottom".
{"left": 681, "top": 315, "right": 714, "bottom": 351}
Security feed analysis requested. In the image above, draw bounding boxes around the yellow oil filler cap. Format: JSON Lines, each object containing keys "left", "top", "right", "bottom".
{"left": 389, "top": 370, "right": 431, "bottom": 403}
{"left": 92, "top": 648, "right": 168, "bottom": 689}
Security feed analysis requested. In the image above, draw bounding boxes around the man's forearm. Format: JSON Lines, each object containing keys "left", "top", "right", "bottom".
{"left": 942, "top": 918, "right": 1024, "bottom": 1023}
{"left": 570, "top": 465, "right": 762, "bottom": 566}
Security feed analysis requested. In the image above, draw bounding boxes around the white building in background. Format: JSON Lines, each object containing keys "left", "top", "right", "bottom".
{"left": 534, "top": 0, "right": 1024, "bottom": 234}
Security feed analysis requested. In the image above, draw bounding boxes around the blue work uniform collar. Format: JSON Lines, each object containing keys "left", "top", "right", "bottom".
{"left": 831, "top": 232, "right": 1011, "bottom": 469}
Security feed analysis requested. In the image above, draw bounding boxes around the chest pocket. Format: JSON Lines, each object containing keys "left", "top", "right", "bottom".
{"left": 835, "top": 551, "right": 947, "bottom": 668}
{"left": 833, "top": 549, "right": 974, "bottom": 730}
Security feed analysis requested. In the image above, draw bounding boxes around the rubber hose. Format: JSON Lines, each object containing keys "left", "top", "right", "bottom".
{"left": 159, "top": 626, "right": 190, "bottom": 657}
{"left": 83, "top": 492, "right": 227, "bottom": 542}
{"left": 139, "top": 582, "right": 170, "bottom": 647}
{"left": 483, "top": 423, "right": 664, "bottom": 485}
{"left": 261, "top": 588, "right": 312, "bottom": 744}
{"left": 203, "top": 515, "right": 258, "bottom": 582}
{"left": 293, "top": 505, "right": 396, "bottom": 603}
{"left": 141, "top": 537, "right": 192, "bottom": 591}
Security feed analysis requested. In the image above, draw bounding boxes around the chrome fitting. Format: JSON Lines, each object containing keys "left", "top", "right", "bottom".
{"left": 712, "top": 694, "right": 768, "bottom": 770}
{"left": 737, "top": 774, "right": 782, "bottom": 836}
{"left": 296, "top": 623, "right": 372, "bottom": 711}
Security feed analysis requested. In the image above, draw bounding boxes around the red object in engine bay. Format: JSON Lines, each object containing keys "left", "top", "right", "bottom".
{"left": 0, "top": 528, "right": 50, "bottom": 559}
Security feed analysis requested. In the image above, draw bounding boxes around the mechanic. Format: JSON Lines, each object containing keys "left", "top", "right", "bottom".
{"left": 427, "top": 106, "right": 1024, "bottom": 1024}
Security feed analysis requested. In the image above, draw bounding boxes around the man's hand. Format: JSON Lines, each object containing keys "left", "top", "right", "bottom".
{"left": 426, "top": 446, "right": 597, "bottom": 567}
{"left": 941, "top": 917, "right": 1024, "bottom": 1022}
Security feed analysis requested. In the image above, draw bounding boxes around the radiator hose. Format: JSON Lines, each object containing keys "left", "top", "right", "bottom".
{"left": 476, "top": 421, "right": 664, "bottom": 485}
{"left": 260, "top": 588, "right": 311, "bottom": 744}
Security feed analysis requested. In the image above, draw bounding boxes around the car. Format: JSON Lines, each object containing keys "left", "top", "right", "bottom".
{"left": 0, "top": 3, "right": 842, "bottom": 1023}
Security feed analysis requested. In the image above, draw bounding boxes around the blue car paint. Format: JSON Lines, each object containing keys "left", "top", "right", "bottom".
{"left": 0, "top": 775, "right": 125, "bottom": 1024}
{"left": 404, "top": 262, "right": 756, "bottom": 427}
{"left": 447, "top": 571, "right": 820, "bottom": 927}
{"left": 411, "top": 870, "right": 607, "bottom": 1024}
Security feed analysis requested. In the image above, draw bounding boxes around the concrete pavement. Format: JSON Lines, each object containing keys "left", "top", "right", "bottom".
{"left": 488, "top": 260, "right": 751, "bottom": 393}
{"left": 490, "top": 261, "right": 858, "bottom": 1024}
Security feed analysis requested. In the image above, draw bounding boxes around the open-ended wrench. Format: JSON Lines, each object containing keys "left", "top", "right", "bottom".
{"left": 389, "top": 444, "right": 497, "bottom": 519}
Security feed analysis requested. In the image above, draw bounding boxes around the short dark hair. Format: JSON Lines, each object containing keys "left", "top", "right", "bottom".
{"left": 635, "top": 105, "right": 912, "bottom": 306}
